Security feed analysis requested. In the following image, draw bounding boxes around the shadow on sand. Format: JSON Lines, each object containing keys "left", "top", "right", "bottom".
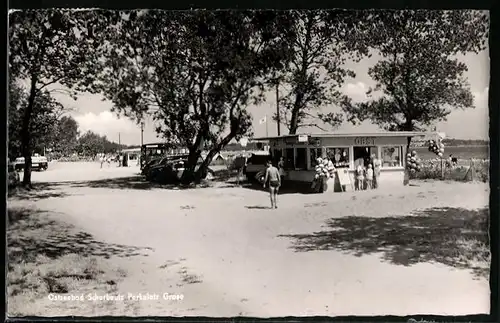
{"left": 7, "top": 207, "right": 155, "bottom": 266}
{"left": 8, "top": 183, "right": 70, "bottom": 201}
{"left": 278, "top": 207, "right": 490, "bottom": 278}
{"left": 245, "top": 205, "right": 272, "bottom": 210}
{"left": 8, "top": 176, "right": 211, "bottom": 194}
{"left": 223, "top": 179, "right": 316, "bottom": 195}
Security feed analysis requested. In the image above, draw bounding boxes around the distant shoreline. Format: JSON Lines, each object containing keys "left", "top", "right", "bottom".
{"left": 413, "top": 145, "right": 488, "bottom": 149}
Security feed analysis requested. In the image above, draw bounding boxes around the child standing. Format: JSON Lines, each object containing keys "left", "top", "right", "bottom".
{"left": 356, "top": 164, "right": 365, "bottom": 191}
{"left": 366, "top": 164, "right": 374, "bottom": 189}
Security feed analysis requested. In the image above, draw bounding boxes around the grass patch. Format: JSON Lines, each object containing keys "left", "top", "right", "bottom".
{"left": 7, "top": 207, "right": 133, "bottom": 317}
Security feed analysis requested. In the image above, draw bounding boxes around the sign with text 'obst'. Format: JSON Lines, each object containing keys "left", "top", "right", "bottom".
{"left": 354, "top": 137, "right": 376, "bottom": 146}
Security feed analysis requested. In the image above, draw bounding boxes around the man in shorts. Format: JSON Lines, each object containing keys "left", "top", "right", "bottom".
{"left": 263, "top": 160, "right": 281, "bottom": 209}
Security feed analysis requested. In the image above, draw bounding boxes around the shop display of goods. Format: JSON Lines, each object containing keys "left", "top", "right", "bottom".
{"left": 427, "top": 138, "right": 445, "bottom": 158}
{"left": 406, "top": 150, "right": 422, "bottom": 173}
{"left": 314, "top": 158, "right": 333, "bottom": 179}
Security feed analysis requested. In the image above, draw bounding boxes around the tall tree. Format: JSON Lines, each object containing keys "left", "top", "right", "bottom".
{"left": 76, "top": 130, "right": 127, "bottom": 156}
{"left": 76, "top": 131, "right": 104, "bottom": 157}
{"left": 275, "top": 10, "right": 371, "bottom": 134}
{"left": 50, "top": 115, "right": 80, "bottom": 157}
{"left": 8, "top": 9, "right": 107, "bottom": 187}
{"left": 97, "top": 10, "right": 294, "bottom": 183}
{"left": 341, "top": 10, "right": 489, "bottom": 149}
{"left": 8, "top": 81, "right": 63, "bottom": 161}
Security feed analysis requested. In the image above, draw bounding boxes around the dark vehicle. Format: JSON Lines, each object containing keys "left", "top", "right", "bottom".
{"left": 142, "top": 155, "right": 167, "bottom": 176}
{"left": 8, "top": 162, "right": 20, "bottom": 188}
{"left": 14, "top": 155, "right": 48, "bottom": 171}
{"left": 148, "top": 158, "right": 214, "bottom": 184}
{"left": 228, "top": 155, "right": 247, "bottom": 171}
{"left": 144, "top": 154, "right": 189, "bottom": 178}
{"left": 244, "top": 152, "right": 270, "bottom": 181}
{"left": 140, "top": 143, "right": 170, "bottom": 171}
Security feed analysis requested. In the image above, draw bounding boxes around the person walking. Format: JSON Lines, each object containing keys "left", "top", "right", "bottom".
{"left": 263, "top": 160, "right": 281, "bottom": 209}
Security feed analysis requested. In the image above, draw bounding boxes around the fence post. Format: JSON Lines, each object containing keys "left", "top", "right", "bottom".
{"left": 440, "top": 158, "right": 444, "bottom": 180}
{"left": 471, "top": 158, "right": 476, "bottom": 181}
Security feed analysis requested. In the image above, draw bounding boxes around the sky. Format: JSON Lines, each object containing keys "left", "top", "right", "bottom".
{"left": 52, "top": 48, "right": 490, "bottom": 146}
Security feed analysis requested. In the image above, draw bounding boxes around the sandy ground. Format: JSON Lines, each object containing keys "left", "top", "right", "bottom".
{"left": 8, "top": 162, "right": 491, "bottom": 317}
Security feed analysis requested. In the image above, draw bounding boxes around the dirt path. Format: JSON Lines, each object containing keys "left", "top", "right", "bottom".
{"left": 9, "top": 163, "right": 490, "bottom": 316}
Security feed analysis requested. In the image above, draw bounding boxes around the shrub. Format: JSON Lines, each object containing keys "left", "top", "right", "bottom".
{"left": 410, "top": 159, "right": 489, "bottom": 183}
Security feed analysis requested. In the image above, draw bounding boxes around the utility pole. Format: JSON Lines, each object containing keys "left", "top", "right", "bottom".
{"left": 276, "top": 81, "right": 281, "bottom": 136}
{"left": 140, "top": 122, "right": 144, "bottom": 147}
{"left": 265, "top": 114, "right": 269, "bottom": 137}
{"left": 118, "top": 132, "right": 121, "bottom": 152}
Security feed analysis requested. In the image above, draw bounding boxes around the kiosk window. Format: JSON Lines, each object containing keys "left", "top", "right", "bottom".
{"left": 284, "top": 148, "right": 294, "bottom": 169}
{"left": 271, "top": 148, "right": 282, "bottom": 164}
{"left": 295, "top": 148, "right": 307, "bottom": 170}
{"left": 326, "top": 147, "right": 349, "bottom": 168}
{"left": 381, "top": 146, "right": 402, "bottom": 167}
{"left": 310, "top": 148, "right": 322, "bottom": 167}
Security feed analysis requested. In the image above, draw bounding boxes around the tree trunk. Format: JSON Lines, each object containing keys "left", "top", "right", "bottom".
{"left": 193, "top": 132, "right": 237, "bottom": 183}
{"left": 288, "top": 15, "right": 313, "bottom": 135}
{"left": 288, "top": 98, "right": 302, "bottom": 135}
{"left": 181, "top": 148, "right": 201, "bottom": 184}
{"left": 21, "top": 77, "right": 38, "bottom": 188}
{"left": 194, "top": 148, "right": 220, "bottom": 182}
{"left": 403, "top": 121, "right": 414, "bottom": 186}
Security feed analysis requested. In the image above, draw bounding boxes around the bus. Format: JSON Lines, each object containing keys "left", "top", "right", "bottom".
{"left": 140, "top": 143, "right": 170, "bottom": 170}
{"left": 140, "top": 143, "right": 190, "bottom": 170}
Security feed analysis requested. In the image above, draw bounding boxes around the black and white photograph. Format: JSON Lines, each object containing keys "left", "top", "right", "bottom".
{"left": 7, "top": 8, "right": 493, "bottom": 318}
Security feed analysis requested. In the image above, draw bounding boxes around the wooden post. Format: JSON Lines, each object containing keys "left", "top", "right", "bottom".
{"left": 441, "top": 157, "right": 444, "bottom": 180}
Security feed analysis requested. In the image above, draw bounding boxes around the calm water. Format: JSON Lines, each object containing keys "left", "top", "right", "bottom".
{"left": 413, "top": 145, "right": 489, "bottom": 160}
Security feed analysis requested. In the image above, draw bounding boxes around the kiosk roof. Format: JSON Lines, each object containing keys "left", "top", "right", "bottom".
{"left": 253, "top": 131, "right": 428, "bottom": 141}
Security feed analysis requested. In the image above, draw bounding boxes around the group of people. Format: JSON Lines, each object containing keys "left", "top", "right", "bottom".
{"left": 99, "top": 154, "right": 113, "bottom": 168}
{"left": 99, "top": 153, "right": 131, "bottom": 168}
{"left": 355, "top": 153, "right": 381, "bottom": 190}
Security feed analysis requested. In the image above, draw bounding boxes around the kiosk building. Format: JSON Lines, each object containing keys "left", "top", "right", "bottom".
{"left": 253, "top": 131, "right": 426, "bottom": 191}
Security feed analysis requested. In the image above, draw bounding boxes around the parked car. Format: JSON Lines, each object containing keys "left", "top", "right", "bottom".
{"left": 149, "top": 158, "right": 214, "bottom": 184}
{"left": 14, "top": 155, "right": 48, "bottom": 171}
{"left": 145, "top": 156, "right": 177, "bottom": 181}
{"left": 144, "top": 154, "right": 189, "bottom": 178}
{"left": 8, "top": 162, "right": 20, "bottom": 188}
{"left": 244, "top": 152, "right": 270, "bottom": 182}
{"left": 141, "top": 155, "right": 167, "bottom": 175}
{"left": 255, "top": 169, "right": 266, "bottom": 184}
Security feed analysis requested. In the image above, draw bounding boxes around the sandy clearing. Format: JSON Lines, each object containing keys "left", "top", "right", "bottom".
{"left": 8, "top": 162, "right": 491, "bottom": 317}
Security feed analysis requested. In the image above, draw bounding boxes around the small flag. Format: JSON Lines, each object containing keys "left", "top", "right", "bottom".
{"left": 259, "top": 116, "right": 267, "bottom": 125}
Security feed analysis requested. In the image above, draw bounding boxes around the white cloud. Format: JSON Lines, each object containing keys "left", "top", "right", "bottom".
{"left": 342, "top": 81, "right": 369, "bottom": 102}
{"left": 473, "top": 86, "right": 489, "bottom": 107}
{"left": 74, "top": 111, "right": 137, "bottom": 140}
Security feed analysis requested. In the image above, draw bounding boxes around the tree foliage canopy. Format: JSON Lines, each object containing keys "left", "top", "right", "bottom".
{"left": 274, "top": 10, "right": 372, "bottom": 134}
{"left": 49, "top": 115, "right": 80, "bottom": 157}
{"left": 8, "top": 81, "right": 63, "bottom": 160}
{"left": 341, "top": 10, "right": 489, "bottom": 136}
{"left": 76, "top": 131, "right": 126, "bottom": 157}
{"left": 9, "top": 9, "right": 108, "bottom": 185}
{"left": 97, "top": 10, "right": 295, "bottom": 182}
